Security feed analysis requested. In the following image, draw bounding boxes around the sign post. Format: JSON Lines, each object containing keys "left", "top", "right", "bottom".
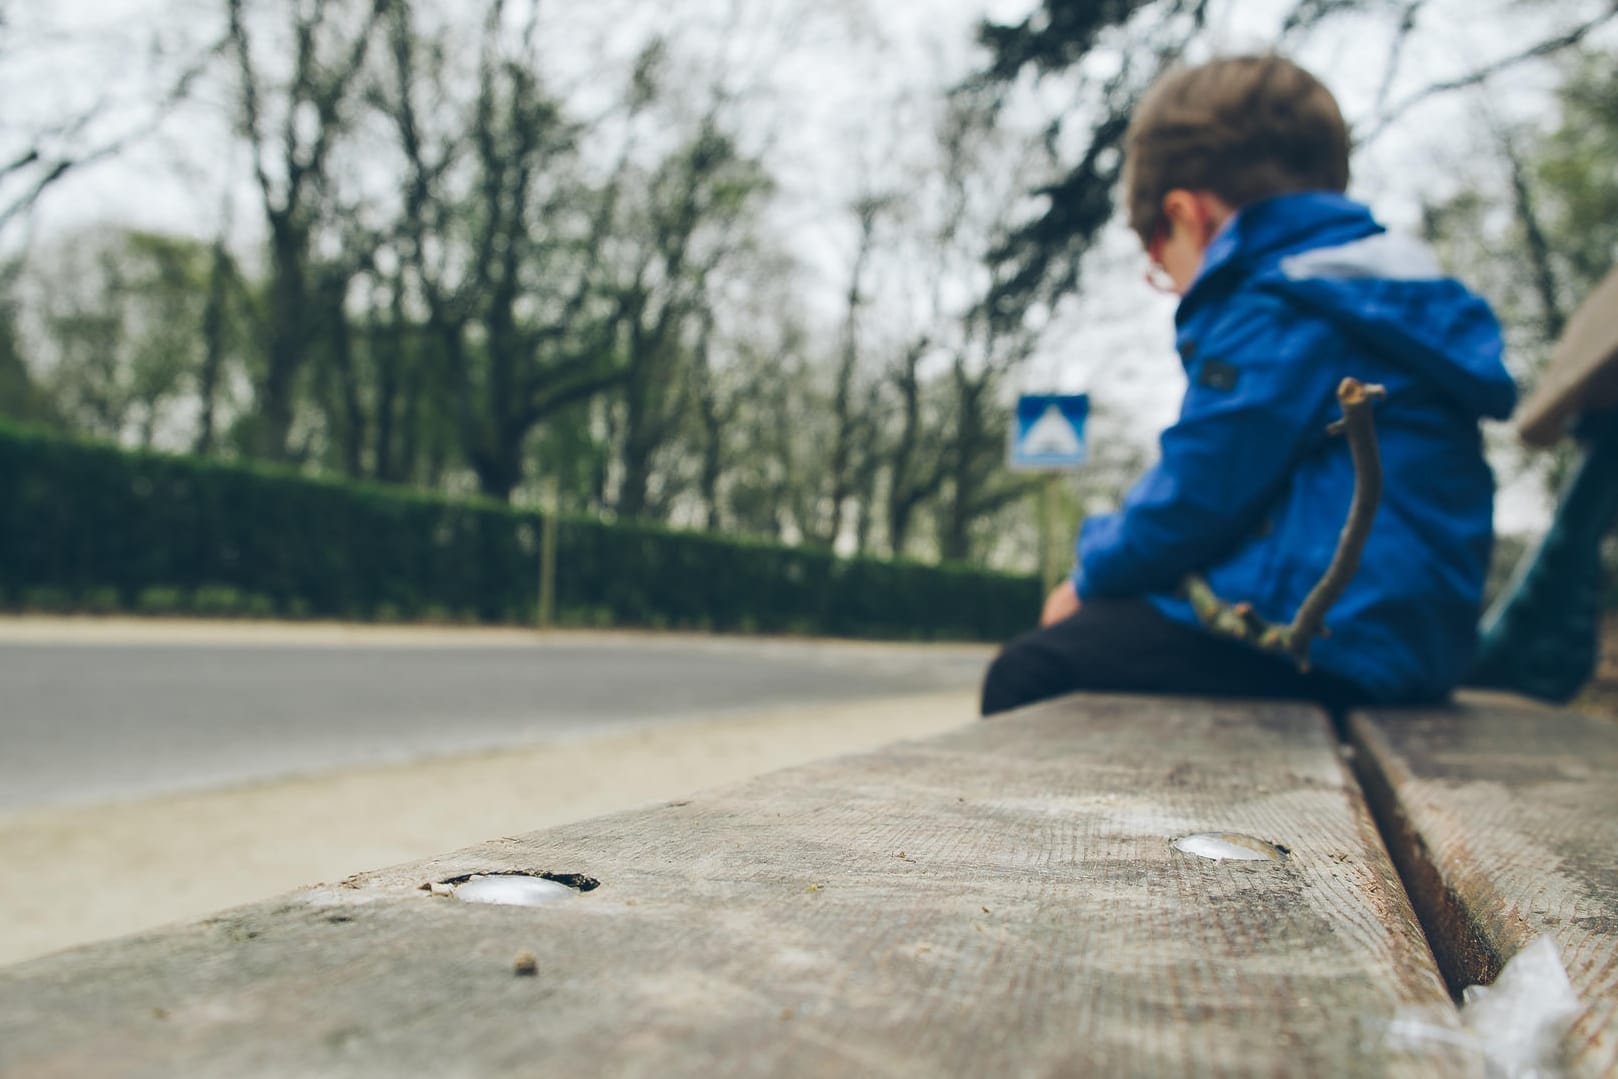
{"left": 1037, "top": 474, "right": 1059, "bottom": 596}
{"left": 1008, "top": 394, "right": 1090, "bottom": 598}
{"left": 538, "top": 476, "right": 559, "bottom": 628}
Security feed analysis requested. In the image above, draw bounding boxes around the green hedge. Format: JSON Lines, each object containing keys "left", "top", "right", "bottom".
{"left": 0, "top": 423, "right": 1039, "bottom": 641}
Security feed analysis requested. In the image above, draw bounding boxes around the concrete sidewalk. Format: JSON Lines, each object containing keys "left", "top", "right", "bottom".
{"left": 1, "top": 617, "right": 992, "bottom": 812}
{"left": 0, "top": 672, "right": 978, "bottom": 968}
{"left": 0, "top": 615, "right": 997, "bottom": 662}
{"left": 0, "top": 616, "right": 992, "bottom": 966}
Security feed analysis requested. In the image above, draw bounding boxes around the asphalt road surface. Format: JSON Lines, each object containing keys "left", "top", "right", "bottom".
{"left": 0, "top": 632, "right": 992, "bottom": 812}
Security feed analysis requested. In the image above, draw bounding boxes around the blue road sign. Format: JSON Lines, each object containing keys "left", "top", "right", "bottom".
{"left": 1009, "top": 393, "right": 1089, "bottom": 471}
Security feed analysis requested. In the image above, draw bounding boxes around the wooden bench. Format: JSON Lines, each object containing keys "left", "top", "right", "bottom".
{"left": 0, "top": 697, "right": 1477, "bottom": 1076}
{"left": 1349, "top": 694, "right": 1618, "bottom": 1076}
{"left": 7, "top": 688, "right": 1617, "bottom": 1076}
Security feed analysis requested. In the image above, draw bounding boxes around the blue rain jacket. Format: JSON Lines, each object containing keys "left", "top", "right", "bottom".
{"left": 1075, "top": 192, "right": 1517, "bottom": 702}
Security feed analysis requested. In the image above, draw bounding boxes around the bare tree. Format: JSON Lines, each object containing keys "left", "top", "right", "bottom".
{"left": 688, "top": 309, "right": 729, "bottom": 530}
{"left": 721, "top": 333, "right": 819, "bottom": 542}
{"left": 1353, "top": 3, "right": 1618, "bottom": 147}
{"left": 225, "top": 0, "right": 389, "bottom": 461}
{"left": 1495, "top": 120, "right": 1568, "bottom": 344}
{"left": 383, "top": 0, "right": 646, "bottom": 501}
{"left": 685, "top": 258, "right": 812, "bottom": 538}
{"left": 0, "top": 26, "right": 215, "bottom": 238}
{"left": 194, "top": 230, "right": 250, "bottom": 456}
{"left": 840, "top": 89, "right": 1041, "bottom": 564}
{"left": 812, "top": 194, "right": 889, "bottom": 549}
{"left": 611, "top": 114, "right": 771, "bottom": 520}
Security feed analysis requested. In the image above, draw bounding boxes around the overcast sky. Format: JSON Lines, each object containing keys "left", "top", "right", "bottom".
{"left": 7, "top": 0, "right": 1614, "bottom": 532}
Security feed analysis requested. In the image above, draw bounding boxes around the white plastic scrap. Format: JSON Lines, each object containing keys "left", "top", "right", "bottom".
{"left": 453, "top": 874, "right": 576, "bottom": 908}
{"left": 1463, "top": 937, "right": 1582, "bottom": 1077}
{"left": 1172, "top": 832, "right": 1284, "bottom": 862}
{"left": 1387, "top": 936, "right": 1582, "bottom": 1078}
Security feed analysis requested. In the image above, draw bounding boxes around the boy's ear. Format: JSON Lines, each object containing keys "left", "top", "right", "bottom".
{"left": 1161, "top": 189, "right": 1203, "bottom": 241}
{"left": 1162, "top": 189, "right": 1232, "bottom": 245}
{"left": 1161, "top": 189, "right": 1196, "bottom": 222}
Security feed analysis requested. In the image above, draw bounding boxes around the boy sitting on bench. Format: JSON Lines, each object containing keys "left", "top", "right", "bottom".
{"left": 982, "top": 55, "right": 1518, "bottom": 716}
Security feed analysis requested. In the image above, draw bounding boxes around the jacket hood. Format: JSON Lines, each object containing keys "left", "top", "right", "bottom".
{"left": 1183, "top": 193, "right": 1518, "bottom": 421}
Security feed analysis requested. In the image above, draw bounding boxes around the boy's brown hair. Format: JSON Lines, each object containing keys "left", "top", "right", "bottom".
{"left": 1123, "top": 55, "right": 1350, "bottom": 246}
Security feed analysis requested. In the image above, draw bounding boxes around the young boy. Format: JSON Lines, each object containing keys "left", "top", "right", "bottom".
{"left": 981, "top": 54, "right": 1517, "bottom": 716}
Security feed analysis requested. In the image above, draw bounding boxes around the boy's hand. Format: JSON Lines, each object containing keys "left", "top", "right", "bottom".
{"left": 1040, "top": 580, "right": 1081, "bottom": 627}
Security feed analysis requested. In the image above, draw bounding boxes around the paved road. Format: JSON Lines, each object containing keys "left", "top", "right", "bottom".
{"left": 0, "top": 632, "right": 991, "bottom": 812}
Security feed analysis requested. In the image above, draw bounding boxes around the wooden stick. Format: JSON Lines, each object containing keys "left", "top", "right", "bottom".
{"left": 1183, "top": 377, "right": 1387, "bottom": 669}
{"left": 1287, "top": 378, "right": 1387, "bottom": 665}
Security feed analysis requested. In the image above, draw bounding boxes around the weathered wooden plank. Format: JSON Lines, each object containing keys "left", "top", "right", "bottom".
{"left": 1517, "top": 265, "right": 1618, "bottom": 447}
{"left": 0, "top": 696, "right": 1468, "bottom": 1077}
{"left": 1349, "top": 692, "right": 1618, "bottom": 1077}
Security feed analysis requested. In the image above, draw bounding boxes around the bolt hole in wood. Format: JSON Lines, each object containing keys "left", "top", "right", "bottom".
{"left": 1172, "top": 833, "right": 1290, "bottom": 862}
{"left": 419, "top": 871, "right": 601, "bottom": 907}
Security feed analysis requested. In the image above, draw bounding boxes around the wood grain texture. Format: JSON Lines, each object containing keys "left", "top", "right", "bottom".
{"left": 0, "top": 696, "right": 1469, "bottom": 1077}
{"left": 1517, "top": 265, "right": 1618, "bottom": 447}
{"left": 1350, "top": 692, "right": 1618, "bottom": 1077}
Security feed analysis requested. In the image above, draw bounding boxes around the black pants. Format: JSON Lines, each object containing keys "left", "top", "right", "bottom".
{"left": 980, "top": 597, "right": 1369, "bottom": 717}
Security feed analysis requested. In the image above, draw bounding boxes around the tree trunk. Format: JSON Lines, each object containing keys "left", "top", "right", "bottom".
{"left": 194, "top": 237, "right": 230, "bottom": 455}
{"left": 473, "top": 445, "right": 523, "bottom": 502}
{"left": 617, "top": 416, "right": 653, "bottom": 521}
{"left": 616, "top": 314, "right": 657, "bottom": 521}
{"left": 885, "top": 337, "right": 936, "bottom": 557}
{"left": 321, "top": 271, "right": 365, "bottom": 477}
{"left": 256, "top": 219, "right": 310, "bottom": 461}
{"left": 373, "top": 294, "right": 402, "bottom": 482}
{"left": 399, "top": 359, "right": 422, "bottom": 487}
{"left": 940, "top": 375, "right": 985, "bottom": 563}
{"left": 1499, "top": 127, "right": 1567, "bottom": 342}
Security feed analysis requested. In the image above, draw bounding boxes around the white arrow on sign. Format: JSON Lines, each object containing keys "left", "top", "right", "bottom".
{"left": 1022, "top": 403, "right": 1084, "bottom": 458}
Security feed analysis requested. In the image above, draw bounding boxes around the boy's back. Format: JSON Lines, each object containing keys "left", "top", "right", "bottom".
{"left": 1081, "top": 190, "right": 1515, "bottom": 701}
{"left": 982, "top": 56, "right": 1516, "bottom": 716}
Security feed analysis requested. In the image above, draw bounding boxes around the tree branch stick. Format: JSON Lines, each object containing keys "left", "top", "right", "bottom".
{"left": 1183, "top": 377, "right": 1386, "bottom": 669}
{"left": 1287, "top": 378, "right": 1386, "bottom": 665}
